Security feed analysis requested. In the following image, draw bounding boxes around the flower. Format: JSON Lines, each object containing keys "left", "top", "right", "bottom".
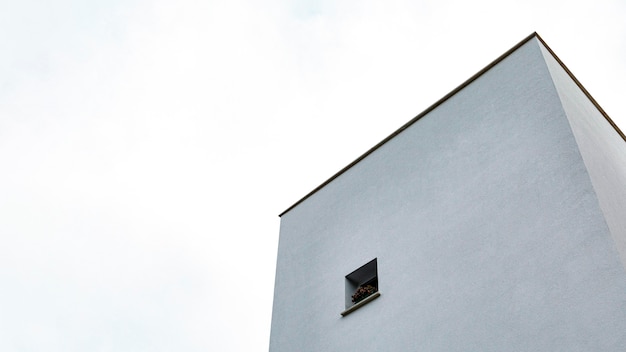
{"left": 351, "top": 284, "right": 377, "bottom": 304}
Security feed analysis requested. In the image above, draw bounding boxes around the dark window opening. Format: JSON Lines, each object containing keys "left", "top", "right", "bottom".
{"left": 344, "top": 258, "right": 378, "bottom": 310}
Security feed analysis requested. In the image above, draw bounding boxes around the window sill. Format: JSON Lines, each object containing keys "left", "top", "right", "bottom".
{"left": 340, "top": 292, "right": 380, "bottom": 317}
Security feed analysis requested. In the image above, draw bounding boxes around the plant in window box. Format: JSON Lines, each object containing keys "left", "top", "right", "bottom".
{"left": 351, "top": 285, "right": 377, "bottom": 304}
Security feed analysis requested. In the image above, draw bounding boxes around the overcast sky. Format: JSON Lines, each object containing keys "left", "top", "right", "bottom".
{"left": 1, "top": 1, "right": 625, "bottom": 351}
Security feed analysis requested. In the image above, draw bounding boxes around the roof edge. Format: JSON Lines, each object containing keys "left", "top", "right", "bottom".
{"left": 279, "top": 32, "right": 540, "bottom": 217}
{"left": 534, "top": 34, "right": 626, "bottom": 143}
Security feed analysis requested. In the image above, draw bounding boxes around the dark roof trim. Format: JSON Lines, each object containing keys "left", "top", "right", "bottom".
{"left": 279, "top": 32, "right": 625, "bottom": 217}
{"left": 535, "top": 34, "right": 626, "bottom": 144}
{"left": 278, "top": 32, "right": 538, "bottom": 217}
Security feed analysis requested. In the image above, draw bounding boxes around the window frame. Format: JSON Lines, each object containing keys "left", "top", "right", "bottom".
{"left": 341, "top": 258, "right": 380, "bottom": 316}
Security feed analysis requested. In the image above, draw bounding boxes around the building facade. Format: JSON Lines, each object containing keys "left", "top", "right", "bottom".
{"left": 269, "top": 33, "right": 626, "bottom": 351}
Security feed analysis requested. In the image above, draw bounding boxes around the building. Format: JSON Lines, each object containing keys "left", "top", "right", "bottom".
{"left": 269, "top": 33, "right": 626, "bottom": 351}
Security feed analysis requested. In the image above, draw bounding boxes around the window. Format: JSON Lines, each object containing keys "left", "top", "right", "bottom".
{"left": 341, "top": 258, "right": 380, "bottom": 316}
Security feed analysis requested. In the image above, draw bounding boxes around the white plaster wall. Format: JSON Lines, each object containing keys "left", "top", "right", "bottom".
{"left": 539, "top": 43, "right": 626, "bottom": 270}
{"left": 270, "top": 38, "right": 626, "bottom": 351}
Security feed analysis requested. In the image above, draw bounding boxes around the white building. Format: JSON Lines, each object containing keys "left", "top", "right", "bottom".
{"left": 269, "top": 33, "right": 626, "bottom": 351}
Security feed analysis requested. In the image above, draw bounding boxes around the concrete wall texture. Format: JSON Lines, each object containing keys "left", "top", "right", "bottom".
{"left": 269, "top": 36, "right": 626, "bottom": 351}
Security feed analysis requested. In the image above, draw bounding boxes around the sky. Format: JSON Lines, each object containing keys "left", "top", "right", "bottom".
{"left": 0, "top": 0, "right": 625, "bottom": 351}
